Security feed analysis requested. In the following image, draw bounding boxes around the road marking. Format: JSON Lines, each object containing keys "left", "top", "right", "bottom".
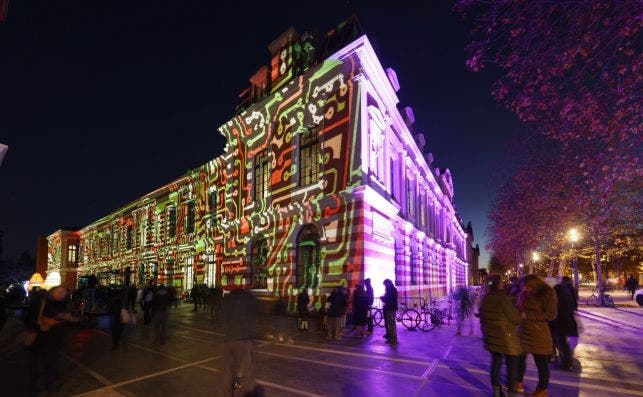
{"left": 436, "top": 363, "right": 643, "bottom": 395}
{"left": 257, "top": 349, "right": 423, "bottom": 381}
{"left": 268, "top": 341, "right": 432, "bottom": 366}
{"left": 256, "top": 380, "right": 324, "bottom": 397}
{"left": 173, "top": 322, "right": 226, "bottom": 336}
{"left": 413, "top": 359, "right": 440, "bottom": 397}
{"left": 441, "top": 344, "right": 453, "bottom": 359}
{"left": 61, "top": 352, "right": 113, "bottom": 386}
{"left": 71, "top": 355, "right": 222, "bottom": 397}
{"left": 129, "top": 342, "right": 221, "bottom": 373}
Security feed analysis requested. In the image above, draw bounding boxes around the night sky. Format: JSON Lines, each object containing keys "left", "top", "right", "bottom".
{"left": 0, "top": 0, "right": 525, "bottom": 267}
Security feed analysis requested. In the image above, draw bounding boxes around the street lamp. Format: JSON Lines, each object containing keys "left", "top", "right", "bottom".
{"left": 568, "top": 228, "right": 580, "bottom": 299}
{"left": 519, "top": 263, "right": 524, "bottom": 278}
{"left": 531, "top": 251, "right": 540, "bottom": 275}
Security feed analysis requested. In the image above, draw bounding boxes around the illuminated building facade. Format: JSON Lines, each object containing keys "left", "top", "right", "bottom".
{"left": 47, "top": 21, "right": 470, "bottom": 306}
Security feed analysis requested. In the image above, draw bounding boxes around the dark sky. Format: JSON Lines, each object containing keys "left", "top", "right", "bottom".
{"left": 0, "top": 0, "right": 525, "bottom": 267}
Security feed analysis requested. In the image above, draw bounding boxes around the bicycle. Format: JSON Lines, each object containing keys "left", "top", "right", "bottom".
{"left": 370, "top": 302, "right": 420, "bottom": 330}
{"left": 585, "top": 287, "right": 615, "bottom": 307}
{"left": 417, "top": 298, "right": 454, "bottom": 332}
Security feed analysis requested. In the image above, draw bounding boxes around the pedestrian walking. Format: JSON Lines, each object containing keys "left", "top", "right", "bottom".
{"left": 381, "top": 279, "right": 398, "bottom": 346}
{"left": 364, "top": 278, "right": 374, "bottom": 335}
{"left": 339, "top": 284, "right": 350, "bottom": 337}
{"left": 351, "top": 284, "right": 369, "bottom": 337}
{"left": 142, "top": 281, "right": 155, "bottom": 325}
{"left": 479, "top": 275, "right": 522, "bottom": 397}
{"left": 454, "top": 286, "right": 474, "bottom": 336}
{"left": 297, "top": 289, "right": 310, "bottom": 331}
{"left": 516, "top": 275, "right": 558, "bottom": 397}
{"left": 120, "top": 287, "right": 136, "bottom": 351}
{"left": 192, "top": 284, "right": 200, "bottom": 311}
{"left": 551, "top": 277, "right": 578, "bottom": 371}
{"left": 625, "top": 274, "right": 638, "bottom": 300}
{"left": 152, "top": 284, "right": 170, "bottom": 345}
{"left": 108, "top": 288, "right": 124, "bottom": 350}
{"left": 222, "top": 289, "right": 262, "bottom": 396}
{"left": 27, "top": 286, "right": 79, "bottom": 396}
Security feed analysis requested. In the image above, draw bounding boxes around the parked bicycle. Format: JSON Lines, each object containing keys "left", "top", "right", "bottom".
{"left": 371, "top": 301, "right": 420, "bottom": 330}
{"left": 585, "top": 287, "right": 615, "bottom": 307}
{"left": 417, "top": 298, "right": 454, "bottom": 332}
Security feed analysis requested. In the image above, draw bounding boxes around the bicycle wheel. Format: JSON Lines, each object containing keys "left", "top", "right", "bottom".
{"left": 418, "top": 311, "right": 436, "bottom": 332}
{"left": 372, "top": 309, "right": 384, "bottom": 327}
{"left": 585, "top": 295, "right": 598, "bottom": 306}
{"left": 401, "top": 309, "right": 420, "bottom": 330}
{"left": 604, "top": 296, "right": 615, "bottom": 308}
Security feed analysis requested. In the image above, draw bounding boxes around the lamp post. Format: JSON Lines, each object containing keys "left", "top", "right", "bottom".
{"left": 531, "top": 251, "right": 540, "bottom": 275}
{"left": 568, "top": 228, "right": 580, "bottom": 299}
{"left": 518, "top": 263, "right": 524, "bottom": 278}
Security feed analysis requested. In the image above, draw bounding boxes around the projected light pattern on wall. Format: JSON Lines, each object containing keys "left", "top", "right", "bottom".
{"left": 47, "top": 21, "right": 470, "bottom": 308}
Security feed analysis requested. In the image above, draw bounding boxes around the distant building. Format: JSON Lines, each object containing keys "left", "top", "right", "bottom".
{"left": 47, "top": 19, "right": 470, "bottom": 306}
{"left": 46, "top": 229, "right": 80, "bottom": 289}
{"left": 465, "top": 222, "right": 481, "bottom": 285}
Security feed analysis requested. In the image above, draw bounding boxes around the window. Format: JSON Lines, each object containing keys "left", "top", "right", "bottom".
{"left": 410, "top": 246, "right": 418, "bottom": 285}
{"left": 254, "top": 150, "right": 270, "bottom": 202}
{"left": 126, "top": 225, "right": 133, "bottom": 250}
{"left": 186, "top": 201, "right": 196, "bottom": 233}
{"left": 406, "top": 178, "right": 415, "bottom": 217}
{"left": 167, "top": 207, "right": 177, "bottom": 238}
{"left": 67, "top": 244, "right": 78, "bottom": 263}
{"left": 296, "top": 225, "right": 320, "bottom": 289}
{"left": 250, "top": 237, "right": 268, "bottom": 289}
{"left": 185, "top": 257, "right": 194, "bottom": 291}
{"left": 299, "top": 128, "right": 321, "bottom": 186}
{"left": 112, "top": 231, "right": 119, "bottom": 253}
{"left": 209, "top": 188, "right": 217, "bottom": 214}
{"left": 390, "top": 155, "right": 400, "bottom": 200}
{"left": 420, "top": 193, "right": 426, "bottom": 227}
{"left": 206, "top": 253, "right": 216, "bottom": 287}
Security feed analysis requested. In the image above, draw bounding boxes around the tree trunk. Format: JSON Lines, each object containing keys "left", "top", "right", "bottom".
{"left": 593, "top": 227, "right": 603, "bottom": 291}
{"left": 547, "top": 259, "right": 554, "bottom": 278}
{"left": 558, "top": 259, "right": 564, "bottom": 276}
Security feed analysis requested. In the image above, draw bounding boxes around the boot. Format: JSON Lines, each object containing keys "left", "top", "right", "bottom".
{"left": 515, "top": 382, "right": 525, "bottom": 393}
{"left": 530, "top": 388, "right": 547, "bottom": 397}
{"left": 493, "top": 385, "right": 505, "bottom": 397}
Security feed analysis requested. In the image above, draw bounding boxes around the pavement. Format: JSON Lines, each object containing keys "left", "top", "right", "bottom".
{"left": 0, "top": 296, "right": 641, "bottom": 397}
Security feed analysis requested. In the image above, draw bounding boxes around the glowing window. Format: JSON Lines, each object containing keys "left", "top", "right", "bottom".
{"left": 186, "top": 201, "right": 196, "bottom": 233}
{"left": 296, "top": 225, "right": 320, "bottom": 289}
{"left": 167, "top": 207, "right": 177, "bottom": 238}
{"left": 250, "top": 237, "right": 268, "bottom": 289}
{"left": 299, "top": 128, "right": 321, "bottom": 186}
{"left": 254, "top": 150, "right": 270, "bottom": 203}
{"left": 67, "top": 244, "right": 78, "bottom": 263}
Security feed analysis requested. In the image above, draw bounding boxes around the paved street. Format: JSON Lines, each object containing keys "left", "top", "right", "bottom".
{"left": 1, "top": 298, "right": 641, "bottom": 397}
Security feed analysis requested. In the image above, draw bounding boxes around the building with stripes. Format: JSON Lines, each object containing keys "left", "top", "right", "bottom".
{"left": 47, "top": 20, "right": 470, "bottom": 308}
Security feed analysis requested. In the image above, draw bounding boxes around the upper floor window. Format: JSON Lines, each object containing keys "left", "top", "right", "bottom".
{"left": 167, "top": 207, "right": 177, "bottom": 238}
{"left": 186, "top": 201, "right": 196, "bottom": 234}
{"left": 299, "top": 128, "right": 321, "bottom": 186}
{"left": 126, "top": 225, "right": 133, "bottom": 250}
{"left": 208, "top": 188, "right": 217, "bottom": 214}
{"left": 254, "top": 150, "right": 271, "bottom": 202}
{"left": 112, "top": 231, "right": 119, "bottom": 253}
{"left": 419, "top": 193, "right": 426, "bottom": 227}
{"left": 67, "top": 244, "right": 78, "bottom": 263}
{"left": 406, "top": 177, "right": 415, "bottom": 217}
{"left": 390, "top": 155, "right": 400, "bottom": 201}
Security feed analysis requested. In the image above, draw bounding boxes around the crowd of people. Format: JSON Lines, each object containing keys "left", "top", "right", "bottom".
{"left": 478, "top": 275, "right": 579, "bottom": 397}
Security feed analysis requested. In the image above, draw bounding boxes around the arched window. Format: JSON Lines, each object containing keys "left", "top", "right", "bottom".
{"left": 250, "top": 237, "right": 268, "bottom": 289}
{"left": 296, "top": 225, "right": 320, "bottom": 289}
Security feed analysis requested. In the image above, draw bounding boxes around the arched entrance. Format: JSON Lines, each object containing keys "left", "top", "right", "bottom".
{"left": 250, "top": 237, "right": 268, "bottom": 289}
{"left": 296, "top": 225, "right": 320, "bottom": 289}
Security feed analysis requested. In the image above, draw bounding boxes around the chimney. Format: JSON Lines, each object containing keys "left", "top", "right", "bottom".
{"left": 402, "top": 106, "right": 415, "bottom": 132}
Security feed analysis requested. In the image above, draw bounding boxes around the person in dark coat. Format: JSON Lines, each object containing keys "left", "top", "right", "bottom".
{"left": 222, "top": 289, "right": 261, "bottom": 396}
{"left": 381, "top": 279, "right": 398, "bottom": 345}
{"left": 551, "top": 277, "right": 578, "bottom": 371}
{"left": 152, "top": 284, "right": 170, "bottom": 345}
{"left": 479, "top": 275, "right": 522, "bottom": 397}
{"left": 517, "top": 275, "right": 558, "bottom": 397}
{"left": 28, "top": 286, "right": 78, "bottom": 396}
{"left": 107, "top": 289, "right": 124, "bottom": 350}
{"left": 351, "top": 284, "right": 369, "bottom": 337}
{"left": 364, "top": 278, "right": 375, "bottom": 335}
{"left": 326, "top": 288, "right": 346, "bottom": 340}
{"left": 625, "top": 274, "right": 638, "bottom": 300}
{"left": 297, "top": 289, "right": 310, "bottom": 331}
